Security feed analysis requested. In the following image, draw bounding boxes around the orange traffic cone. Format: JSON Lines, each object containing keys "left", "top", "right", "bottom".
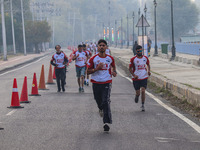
{"left": 53, "top": 67, "right": 56, "bottom": 79}
{"left": 39, "top": 65, "right": 49, "bottom": 90}
{"left": 20, "top": 76, "right": 31, "bottom": 103}
{"left": 8, "top": 78, "right": 24, "bottom": 108}
{"left": 29, "top": 73, "right": 41, "bottom": 96}
{"left": 47, "top": 64, "right": 55, "bottom": 84}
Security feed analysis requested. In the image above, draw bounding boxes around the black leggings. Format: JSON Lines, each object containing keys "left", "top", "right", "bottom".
{"left": 55, "top": 68, "right": 65, "bottom": 91}
{"left": 92, "top": 83, "right": 112, "bottom": 124}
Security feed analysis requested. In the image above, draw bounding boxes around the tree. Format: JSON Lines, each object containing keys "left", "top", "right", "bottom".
{"left": 156, "top": 0, "right": 199, "bottom": 41}
{"left": 25, "top": 20, "right": 51, "bottom": 53}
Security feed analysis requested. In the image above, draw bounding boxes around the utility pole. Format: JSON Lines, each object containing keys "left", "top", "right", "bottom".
{"left": 21, "top": 0, "right": 27, "bottom": 56}
{"left": 72, "top": 12, "right": 76, "bottom": 46}
{"left": 1, "top": 0, "right": 7, "bottom": 60}
{"left": 127, "top": 14, "right": 129, "bottom": 48}
{"left": 138, "top": 8, "right": 140, "bottom": 36}
{"left": 153, "top": 0, "right": 158, "bottom": 56}
{"left": 144, "top": 3, "right": 147, "bottom": 35}
{"left": 115, "top": 20, "right": 117, "bottom": 47}
{"left": 132, "top": 11, "right": 135, "bottom": 52}
{"left": 120, "top": 17, "right": 123, "bottom": 49}
{"left": 108, "top": 1, "right": 111, "bottom": 46}
{"left": 170, "top": 0, "right": 176, "bottom": 60}
{"left": 10, "top": 0, "right": 16, "bottom": 55}
{"left": 52, "top": 19, "right": 55, "bottom": 47}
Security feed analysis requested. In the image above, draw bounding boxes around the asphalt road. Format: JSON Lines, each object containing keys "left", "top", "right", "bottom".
{"left": 0, "top": 49, "right": 199, "bottom": 150}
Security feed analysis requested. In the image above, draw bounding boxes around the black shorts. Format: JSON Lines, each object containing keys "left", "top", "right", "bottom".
{"left": 133, "top": 79, "right": 147, "bottom": 91}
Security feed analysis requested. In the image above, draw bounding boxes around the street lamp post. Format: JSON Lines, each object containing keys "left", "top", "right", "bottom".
{"left": 170, "top": 0, "right": 176, "bottom": 60}
{"left": 138, "top": 8, "right": 140, "bottom": 36}
{"left": 115, "top": 20, "right": 117, "bottom": 47}
{"left": 153, "top": 0, "right": 158, "bottom": 56}
{"left": 120, "top": 17, "right": 123, "bottom": 49}
{"left": 132, "top": 11, "right": 135, "bottom": 52}
{"left": 21, "top": 0, "right": 27, "bottom": 56}
{"left": 108, "top": 1, "right": 111, "bottom": 46}
{"left": 10, "top": 0, "right": 16, "bottom": 55}
{"left": 144, "top": 3, "right": 147, "bottom": 35}
{"left": 127, "top": 14, "right": 129, "bottom": 49}
{"left": 1, "top": 0, "right": 7, "bottom": 60}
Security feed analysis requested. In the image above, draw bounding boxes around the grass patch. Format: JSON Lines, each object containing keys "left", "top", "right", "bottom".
{"left": 148, "top": 80, "right": 200, "bottom": 120}
{"left": 183, "top": 83, "right": 200, "bottom": 91}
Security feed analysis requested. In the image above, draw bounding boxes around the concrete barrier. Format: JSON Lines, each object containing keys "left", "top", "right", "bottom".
{"left": 113, "top": 55, "right": 200, "bottom": 108}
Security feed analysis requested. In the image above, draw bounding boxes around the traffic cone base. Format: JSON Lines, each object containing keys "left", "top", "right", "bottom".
{"left": 29, "top": 94, "right": 41, "bottom": 96}
{"left": 46, "top": 82, "right": 55, "bottom": 85}
{"left": 38, "top": 88, "right": 49, "bottom": 90}
{"left": 7, "top": 106, "right": 24, "bottom": 109}
{"left": 20, "top": 101, "right": 31, "bottom": 104}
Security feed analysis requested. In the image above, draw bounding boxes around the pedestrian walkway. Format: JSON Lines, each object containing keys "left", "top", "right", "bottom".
{"left": 0, "top": 51, "right": 52, "bottom": 72}
{"left": 111, "top": 47, "right": 200, "bottom": 107}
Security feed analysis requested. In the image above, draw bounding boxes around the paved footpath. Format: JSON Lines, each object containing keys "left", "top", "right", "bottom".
{"left": 0, "top": 49, "right": 199, "bottom": 150}
{"left": 0, "top": 51, "right": 52, "bottom": 73}
{"left": 111, "top": 47, "right": 200, "bottom": 107}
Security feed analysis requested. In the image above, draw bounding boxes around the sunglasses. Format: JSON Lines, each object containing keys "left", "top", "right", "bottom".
{"left": 137, "top": 50, "right": 143, "bottom": 52}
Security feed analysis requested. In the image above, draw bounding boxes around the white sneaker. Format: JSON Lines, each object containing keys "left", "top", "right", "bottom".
{"left": 141, "top": 106, "right": 145, "bottom": 112}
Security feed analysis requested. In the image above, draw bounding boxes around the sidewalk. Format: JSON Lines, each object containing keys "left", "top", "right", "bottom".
{"left": 0, "top": 51, "right": 53, "bottom": 73}
{"left": 111, "top": 47, "right": 200, "bottom": 108}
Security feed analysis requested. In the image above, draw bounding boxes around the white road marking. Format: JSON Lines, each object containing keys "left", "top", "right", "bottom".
{"left": 117, "top": 69, "right": 200, "bottom": 134}
{"left": 6, "top": 110, "right": 17, "bottom": 116}
{"left": 155, "top": 137, "right": 180, "bottom": 141}
{"left": 0, "top": 56, "right": 48, "bottom": 77}
{"left": 157, "top": 140, "right": 169, "bottom": 143}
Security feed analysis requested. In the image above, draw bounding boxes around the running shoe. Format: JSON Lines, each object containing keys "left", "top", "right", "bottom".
{"left": 141, "top": 106, "right": 145, "bottom": 112}
{"left": 99, "top": 109, "right": 103, "bottom": 117}
{"left": 135, "top": 96, "right": 139, "bottom": 103}
{"left": 79, "top": 87, "right": 81, "bottom": 93}
{"left": 81, "top": 88, "right": 84, "bottom": 93}
{"left": 103, "top": 123, "right": 110, "bottom": 132}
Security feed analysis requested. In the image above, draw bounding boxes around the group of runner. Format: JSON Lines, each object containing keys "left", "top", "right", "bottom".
{"left": 50, "top": 39, "right": 150, "bottom": 132}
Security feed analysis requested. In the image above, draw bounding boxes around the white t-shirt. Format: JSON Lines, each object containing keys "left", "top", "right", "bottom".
{"left": 88, "top": 54, "right": 115, "bottom": 84}
{"left": 105, "top": 49, "right": 111, "bottom": 55}
{"left": 51, "top": 52, "right": 67, "bottom": 69}
{"left": 73, "top": 50, "right": 88, "bottom": 67}
{"left": 129, "top": 55, "right": 150, "bottom": 81}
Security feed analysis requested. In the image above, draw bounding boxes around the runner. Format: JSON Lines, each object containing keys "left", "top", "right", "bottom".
{"left": 83, "top": 44, "right": 92, "bottom": 86}
{"left": 129, "top": 45, "right": 151, "bottom": 111}
{"left": 51, "top": 45, "right": 68, "bottom": 92}
{"left": 87, "top": 39, "right": 117, "bottom": 132}
{"left": 72, "top": 45, "right": 88, "bottom": 93}
{"left": 105, "top": 45, "right": 111, "bottom": 55}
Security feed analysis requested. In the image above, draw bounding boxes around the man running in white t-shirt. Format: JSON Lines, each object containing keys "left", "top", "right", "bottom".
{"left": 83, "top": 44, "right": 92, "bottom": 86}
{"left": 129, "top": 45, "right": 151, "bottom": 111}
{"left": 87, "top": 39, "right": 117, "bottom": 132}
{"left": 105, "top": 45, "right": 111, "bottom": 55}
{"left": 72, "top": 45, "right": 88, "bottom": 93}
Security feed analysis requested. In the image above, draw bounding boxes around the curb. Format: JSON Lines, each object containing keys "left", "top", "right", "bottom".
{"left": 159, "top": 53, "right": 200, "bottom": 67}
{"left": 113, "top": 55, "right": 200, "bottom": 108}
{"left": 0, "top": 52, "right": 53, "bottom": 74}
